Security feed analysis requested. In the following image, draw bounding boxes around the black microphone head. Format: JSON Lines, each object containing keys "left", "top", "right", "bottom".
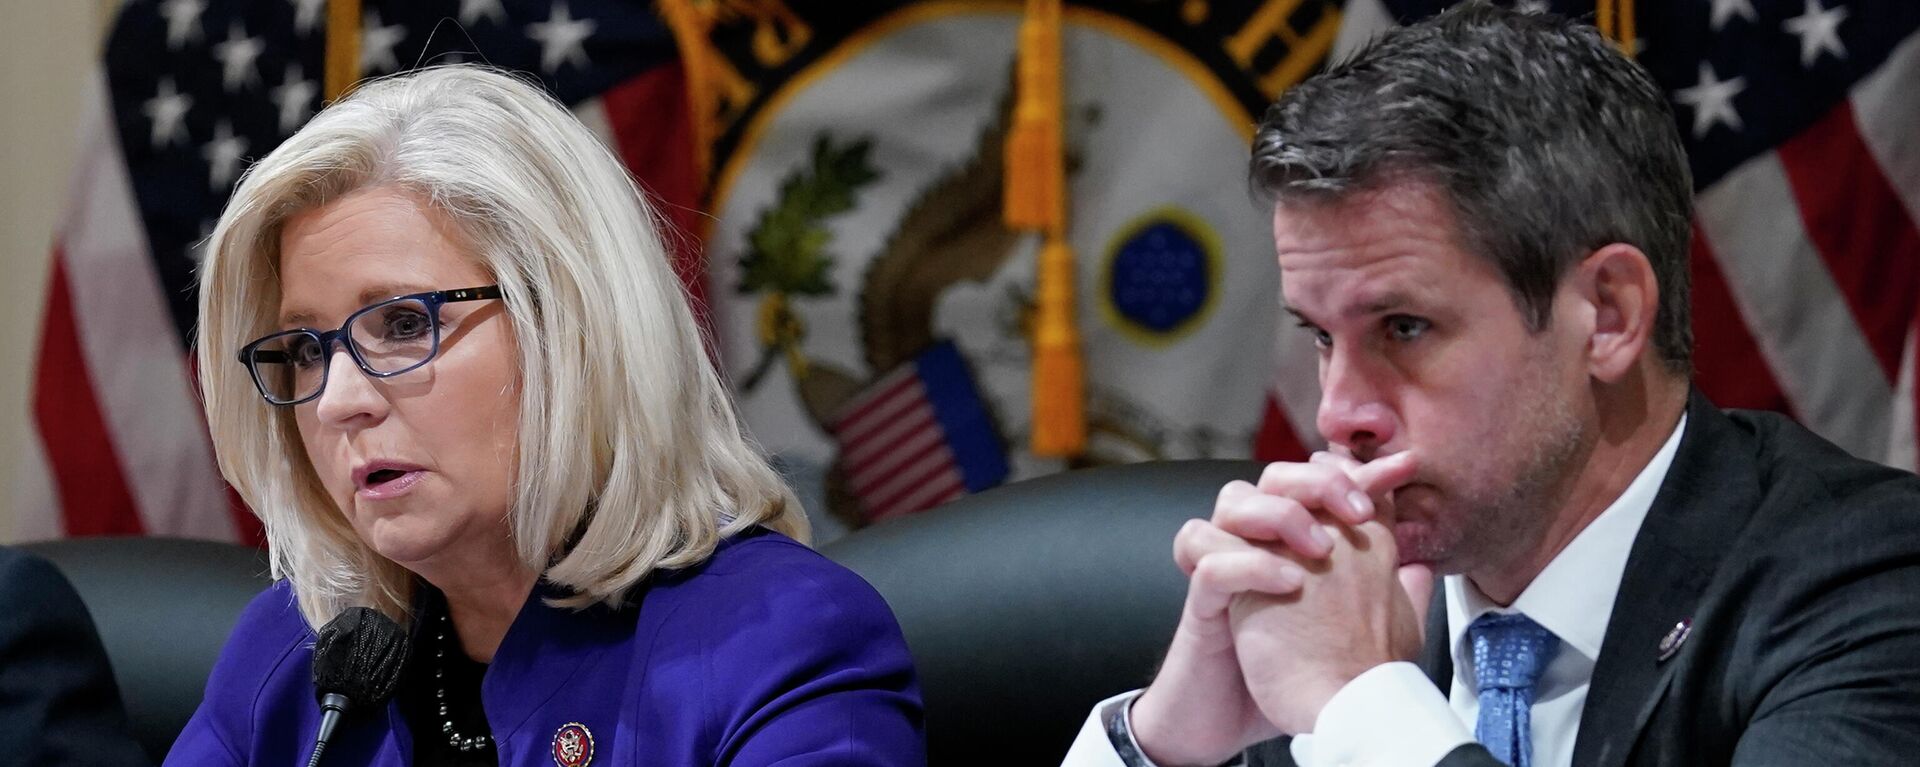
{"left": 312, "top": 606, "right": 410, "bottom": 709}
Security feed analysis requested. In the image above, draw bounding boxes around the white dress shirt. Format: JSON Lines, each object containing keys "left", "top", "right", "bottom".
{"left": 1062, "top": 416, "right": 1686, "bottom": 767}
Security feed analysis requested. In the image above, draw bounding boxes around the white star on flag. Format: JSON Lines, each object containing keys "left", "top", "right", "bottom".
{"left": 361, "top": 10, "right": 409, "bottom": 74}
{"left": 271, "top": 64, "right": 319, "bottom": 134}
{"left": 289, "top": 0, "right": 327, "bottom": 37}
{"left": 460, "top": 0, "right": 509, "bottom": 27}
{"left": 160, "top": 0, "right": 205, "bottom": 51}
{"left": 1784, "top": 0, "right": 1850, "bottom": 68}
{"left": 143, "top": 77, "right": 193, "bottom": 149}
{"left": 202, "top": 120, "right": 249, "bottom": 191}
{"left": 1710, "top": 0, "right": 1759, "bottom": 31}
{"left": 213, "top": 22, "right": 264, "bottom": 93}
{"left": 1674, "top": 62, "right": 1747, "bottom": 138}
{"left": 528, "top": 2, "right": 596, "bottom": 73}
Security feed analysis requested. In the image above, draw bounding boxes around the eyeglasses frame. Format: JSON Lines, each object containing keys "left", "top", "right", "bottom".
{"left": 236, "top": 285, "right": 504, "bottom": 406}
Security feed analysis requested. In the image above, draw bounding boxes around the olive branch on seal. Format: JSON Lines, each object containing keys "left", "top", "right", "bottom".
{"left": 737, "top": 134, "right": 881, "bottom": 391}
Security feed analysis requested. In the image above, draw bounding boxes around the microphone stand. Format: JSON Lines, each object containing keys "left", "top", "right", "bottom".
{"left": 304, "top": 692, "right": 352, "bottom": 767}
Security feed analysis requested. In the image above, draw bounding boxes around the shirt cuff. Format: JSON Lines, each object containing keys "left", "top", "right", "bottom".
{"left": 1060, "top": 690, "right": 1252, "bottom": 767}
{"left": 1291, "top": 662, "right": 1472, "bottom": 767}
{"left": 1061, "top": 691, "right": 1140, "bottom": 767}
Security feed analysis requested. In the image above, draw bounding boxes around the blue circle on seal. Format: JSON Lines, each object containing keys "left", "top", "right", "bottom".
{"left": 1108, "top": 220, "right": 1211, "bottom": 335}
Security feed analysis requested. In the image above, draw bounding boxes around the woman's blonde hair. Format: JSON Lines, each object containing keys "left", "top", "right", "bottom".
{"left": 196, "top": 65, "right": 807, "bottom": 629}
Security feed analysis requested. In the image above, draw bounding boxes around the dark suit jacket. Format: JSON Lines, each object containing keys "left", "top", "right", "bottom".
{"left": 1248, "top": 392, "right": 1920, "bottom": 767}
{"left": 0, "top": 546, "right": 149, "bottom": 766}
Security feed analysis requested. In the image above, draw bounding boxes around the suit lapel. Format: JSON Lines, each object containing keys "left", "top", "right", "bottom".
{"left": 1570, "top": 391, "right": 1759, "bottom": 767}
{"left": 483, "top": 582, "right": 635, "bottom": 744}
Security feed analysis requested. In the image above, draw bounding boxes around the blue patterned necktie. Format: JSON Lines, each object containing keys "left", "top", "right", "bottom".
{"left": 1469, "top": 612, "right": 1561, "bottom": 767}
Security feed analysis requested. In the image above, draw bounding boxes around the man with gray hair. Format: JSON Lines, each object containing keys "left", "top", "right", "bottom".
{"left": 1064, "top": 3, "right": 1920, "bottom": 766}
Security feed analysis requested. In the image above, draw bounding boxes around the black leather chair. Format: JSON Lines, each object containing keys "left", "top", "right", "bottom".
{"left": 20, "top": 537, "right": 273, "bottom": 763}
{"left": 823, "top": 459, "right": 1261, "bottom": 766}
{"left": 18, "top": 460, "right": 1249, "bottom": 764}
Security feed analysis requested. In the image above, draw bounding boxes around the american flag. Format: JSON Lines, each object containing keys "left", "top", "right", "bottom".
{"left": 24, "top": 0, "right": 1920, "bottom": 544}
{"left": 15, "top": 0, "right": 700, "bottom": 543}
{"left": 1260, "top": 0, "right": 1920, "bottom": 469}
{"left": 828, "top": 340, "right": 1010, "bottom": 522}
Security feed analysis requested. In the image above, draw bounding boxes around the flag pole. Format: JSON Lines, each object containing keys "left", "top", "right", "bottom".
{"left": 324, "top": 0, "right": 362, "bottom": 103}
{"left": 1596, "top": 0, "right": 1636, "bottom": 57}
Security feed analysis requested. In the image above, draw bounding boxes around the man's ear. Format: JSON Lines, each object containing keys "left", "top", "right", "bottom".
{"left": 1576, "top": 243, "right": 1659, "bottom": 383}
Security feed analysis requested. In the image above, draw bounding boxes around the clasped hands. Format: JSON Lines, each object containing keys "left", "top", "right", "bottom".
{"left": 1130, "top": 452, "right": 1435, "bottom": 767}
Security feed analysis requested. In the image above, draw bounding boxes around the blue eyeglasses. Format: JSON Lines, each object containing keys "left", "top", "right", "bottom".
{"left": 237, "top": 285, "right": 503, "bottom": 406}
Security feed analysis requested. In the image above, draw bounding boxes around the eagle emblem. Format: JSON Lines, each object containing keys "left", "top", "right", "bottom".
{"left": 551, "top": 722, "right": 593, "bottom": 767}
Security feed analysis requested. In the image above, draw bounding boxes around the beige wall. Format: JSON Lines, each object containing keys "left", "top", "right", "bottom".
{"left": 1, "top": 1, "right": 113, "bottom": 537}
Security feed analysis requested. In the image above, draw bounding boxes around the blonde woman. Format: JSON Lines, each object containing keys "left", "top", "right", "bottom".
{"left": 167, "top": 65, "right": 924, "bottom": 766}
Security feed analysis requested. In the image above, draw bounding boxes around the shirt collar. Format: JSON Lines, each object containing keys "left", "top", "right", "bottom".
{"left": 1444, "top": 413, "right": 1688, "bottom": 669}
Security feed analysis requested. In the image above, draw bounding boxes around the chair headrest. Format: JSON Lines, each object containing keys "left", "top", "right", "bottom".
{"left": 824, "top": 459, "right": 1261, "bottom": 764}
{"left": 21, "top": 536, "right": 272, "bottom": 763}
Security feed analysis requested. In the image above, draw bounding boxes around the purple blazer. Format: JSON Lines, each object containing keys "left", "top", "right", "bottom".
{"left": 164, "top": 529, "right": 925, "bottom": 766}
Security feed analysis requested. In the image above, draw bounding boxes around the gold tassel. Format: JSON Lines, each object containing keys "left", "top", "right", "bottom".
{"left": 1030, "top": 235, "right": 1085, "bottom": 456}
{"left": 1004, "top": 0, "right": 1083, "bottom": 456}
{"left": 323, "top": 0, "right": 361, "bottom": 103}
{"left": 1003, "top": 0, "right": 1063, "bottom": 231}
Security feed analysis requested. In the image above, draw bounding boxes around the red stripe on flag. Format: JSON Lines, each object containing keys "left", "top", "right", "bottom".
{"left": 226, "top": 484, "right": 265, "bottom": 548}
{"left": 863, "top": 448, "right": 958, "bottom": 515}
{"left": 1688, "top": 226, "right": 1797, "bottom": 417}
{"left": 872, "top": 469, "right": 965, "bottom": 521}
{"left": 831, "top": 372, "right": 921, "bottom": 439}
{"left": 600, "top": 64, "right": 709, "bottom": 332}
{"left": 32, "top": 255, "right": 144, "bottom": 536}
{"left": 848, "top": 427, "right": 948, "bottom": 497}
{"left": 1775, "top": 101, "right": 1920, "bottom": 379}
{"left": 845, "top": 424, "right": 942, "bottom": 491}
{"left": 1253, "top": 392, "right": 1310, "bottom": 462}
{"left": 184, "top": 353, "right": 266, "bottom": 546}
{"left": 841, "top": 404, "right": 937, "bottom": 467}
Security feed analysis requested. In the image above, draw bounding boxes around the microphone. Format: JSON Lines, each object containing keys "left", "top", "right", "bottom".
{"left": 305, "top": 607, "right": 410, "bottom": 767}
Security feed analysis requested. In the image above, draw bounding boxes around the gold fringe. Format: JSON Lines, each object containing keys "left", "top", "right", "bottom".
{"left": 658, "top": 0, "right": 718, "bottom": 192}
{"left": 324, "top": 0, "right": 361, "bottom": 103}
{"left": 1029, "top": 235, "right": 1085, "bottom": 456}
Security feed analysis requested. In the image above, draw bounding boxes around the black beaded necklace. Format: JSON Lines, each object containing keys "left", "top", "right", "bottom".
{"left": 433, "top": 611, "right": 495, "bottom": 754}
